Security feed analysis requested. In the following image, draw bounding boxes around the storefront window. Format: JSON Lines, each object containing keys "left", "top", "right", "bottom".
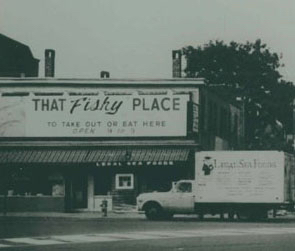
{"left": 4, "top": 169, "right": 64, "bottom": 196}
{"left": 49, "top": 172, "right": 65, "bottom": 196}
{"left": 115, "top": 174, "right": 134, "bottom": 190}
{"left": 51, "top": 182, "right": 65, "bottom": 196}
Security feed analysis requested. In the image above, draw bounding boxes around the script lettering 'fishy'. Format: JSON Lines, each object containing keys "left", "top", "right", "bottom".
{"left": 69, "top": 97, "right": 123, "bottom": 114}
{"left": 32, "top": 97, "right": 123, "bottom": 115}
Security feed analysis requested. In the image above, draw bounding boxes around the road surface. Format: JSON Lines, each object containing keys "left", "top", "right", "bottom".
{"left": 1, "top": 215, "right": 295, "bottom": 250}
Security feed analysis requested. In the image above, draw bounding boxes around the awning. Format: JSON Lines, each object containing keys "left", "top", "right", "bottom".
{"left": 0, "top": 149, "right": 190, "bottom": 165}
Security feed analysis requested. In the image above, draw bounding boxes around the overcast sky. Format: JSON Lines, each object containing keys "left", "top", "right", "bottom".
{"left": 1, "top": 0, "right": 294, "bottom": 82}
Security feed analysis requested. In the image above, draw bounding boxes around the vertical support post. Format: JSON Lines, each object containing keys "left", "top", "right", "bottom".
{"left": 87, "top": 175, "right": 94, "bottom": 211}
{"left": 3, "top": 166, "right": 7, "bottom": 216}
{"left": 2, "top": 150, "right": 9, "bottom": 215}
{"left": 64, "top": 174, "right": 73, "bottom": 213}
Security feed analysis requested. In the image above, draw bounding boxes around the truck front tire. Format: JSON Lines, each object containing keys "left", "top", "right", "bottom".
{"left": 145, "top": 204, "right": 163, "bottom": 220}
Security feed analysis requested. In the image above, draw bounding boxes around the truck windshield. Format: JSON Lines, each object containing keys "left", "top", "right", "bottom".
{"left": 176, "top": 182, "right": 192, "bottom": 193}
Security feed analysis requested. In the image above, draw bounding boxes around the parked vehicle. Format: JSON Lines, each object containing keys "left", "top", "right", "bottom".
{"left": 137, "top": 151, "right": 295, "bottom": 220}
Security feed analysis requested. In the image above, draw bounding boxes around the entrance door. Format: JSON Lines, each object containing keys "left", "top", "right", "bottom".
{"left": 72, "top": 175, "right": 88, "bottom": 209}
{"left": 94, "top": 172, "right": 111, "bottom": 195}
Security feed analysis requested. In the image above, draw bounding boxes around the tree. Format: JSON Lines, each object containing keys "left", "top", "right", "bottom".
{"left": 182, "top": 40, "right": 295, "bottom": 151}
{"left": 183, "top": 39, "right": 281, "bottom": 88}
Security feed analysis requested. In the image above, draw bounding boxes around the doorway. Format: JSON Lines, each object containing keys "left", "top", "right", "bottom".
{"left": 94, "top": 169, "right": 112, "bottom": 195}
{"left": 72, "top": 174, "right": 88, "bottom": 209}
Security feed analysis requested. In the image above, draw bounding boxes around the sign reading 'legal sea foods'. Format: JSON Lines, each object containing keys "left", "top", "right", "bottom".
{"left": 0, "top": 93, "right": 189, "bottom": 137}
{"left": 195, "top": 151, "right": 284, "bottom": 203}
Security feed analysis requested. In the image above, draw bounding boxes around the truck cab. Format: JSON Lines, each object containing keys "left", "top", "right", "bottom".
{"left": 137, "top": 180, "right": 195, "bottom": 220}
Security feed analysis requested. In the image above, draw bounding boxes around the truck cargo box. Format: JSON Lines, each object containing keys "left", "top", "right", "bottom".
{"left": 195, "top": 151, "right": 295, "bottom": 204}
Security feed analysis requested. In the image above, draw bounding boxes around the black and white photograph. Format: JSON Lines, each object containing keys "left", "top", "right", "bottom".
{"left": 1, "top": 1, "right": 295, "bottom": 250}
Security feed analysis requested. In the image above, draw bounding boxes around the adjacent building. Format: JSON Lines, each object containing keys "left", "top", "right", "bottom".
{"left": 199, "top": 86, "right": 245, "bottom": 151}
{"left": 0, "top": 34, "right": 39, "bottom": 77}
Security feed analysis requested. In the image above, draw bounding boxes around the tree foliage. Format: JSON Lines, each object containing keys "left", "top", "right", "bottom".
{"left": 183, "top": 39, "right": 281, "bottom": 89}
{"left": 182, "top": 39, "right": 295, "bottom": 151}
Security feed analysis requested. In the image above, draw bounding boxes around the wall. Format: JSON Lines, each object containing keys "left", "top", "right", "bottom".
{"left": 0, "top": 196, "right": 64, "bottom": 212}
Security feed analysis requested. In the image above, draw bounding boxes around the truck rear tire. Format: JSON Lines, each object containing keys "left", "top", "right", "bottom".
{"left": 250, "top": 209, "right": 268, "bottom": 220}
{"left": 145, "top": 204, "right": 163, "bottom": 220}
{"left": 237, "top": 208, "right": 268, "bottom": 221}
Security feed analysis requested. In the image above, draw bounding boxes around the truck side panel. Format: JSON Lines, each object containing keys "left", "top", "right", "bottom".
{"left": 195, "top": 151, "right": 285, "bottom": 203}
{"left": 284, "top": 153, "right": 295, "bottom": 203}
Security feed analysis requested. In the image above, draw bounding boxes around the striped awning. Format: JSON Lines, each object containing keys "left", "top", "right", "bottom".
{"left": 0, "top": 149, "right": 189, "bottom": 165}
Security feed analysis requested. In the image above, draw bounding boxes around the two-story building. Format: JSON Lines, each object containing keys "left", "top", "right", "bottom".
{"left": 0, "top": 78, "right": 204, "bottom": 212}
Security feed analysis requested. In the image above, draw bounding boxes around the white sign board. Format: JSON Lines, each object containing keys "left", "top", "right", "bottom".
{"left": 0, "top": 92, "right": 189, "bottom": 137}
{"left": 195, "top": 151, "right": 284, "bottom": 203}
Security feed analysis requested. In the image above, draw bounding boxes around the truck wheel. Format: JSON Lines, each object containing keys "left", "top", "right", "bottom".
{"left": 145, "top": 204, "right": 163, "bottom": 220}
{"left": 238, "top": 209, "right": 268, "bottom": 221}
{"left": 250, "top": 209, "right": 268, "bottom": 220}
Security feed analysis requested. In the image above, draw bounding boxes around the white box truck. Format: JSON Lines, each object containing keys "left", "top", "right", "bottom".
{"left": 137, "top": 151, "right": 295, "bottom": 220}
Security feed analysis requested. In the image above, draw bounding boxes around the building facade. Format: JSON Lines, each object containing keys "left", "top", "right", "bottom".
{"left": 0, "top": 78, "right": 203, "bottom": 212}
{"left": 199, "top": 87, "right": 245, "bottom": 150}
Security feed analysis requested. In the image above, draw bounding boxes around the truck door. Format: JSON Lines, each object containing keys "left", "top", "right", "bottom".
{"left": 168, "top": 181, "right": 195, "bottom": 213}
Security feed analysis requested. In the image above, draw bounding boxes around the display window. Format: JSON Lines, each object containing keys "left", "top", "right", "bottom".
{"left": 1, "top": 169, "right": 64, "bottom": 197}
{"left": 115, "top": 174, "right": 134, "bottom": 190}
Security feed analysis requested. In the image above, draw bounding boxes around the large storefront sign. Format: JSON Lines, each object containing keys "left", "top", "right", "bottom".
{"left": 0, "top": 93, "right": 189, "bottom": 137}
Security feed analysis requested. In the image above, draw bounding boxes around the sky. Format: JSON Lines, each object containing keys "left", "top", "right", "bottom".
{"left": 1, "top": 0, "right": 295, "bottom": 83}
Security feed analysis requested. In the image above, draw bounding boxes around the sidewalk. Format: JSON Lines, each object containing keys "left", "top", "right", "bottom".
{"left": 2, "top": 211, "right": 295, "bottom": 222}
{"left": 0, "top": 210, "right": 145, "bottom": 220}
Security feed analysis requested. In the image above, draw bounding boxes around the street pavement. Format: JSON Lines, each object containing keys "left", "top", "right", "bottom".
{"left": 1, "top": 212, "right": 295, "bottom": 250}
{"left": 0, "top": 224, "right": 295, "bottom": 250}
{"left": 2, "top": 226, "right": 295, "bottom": 250}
